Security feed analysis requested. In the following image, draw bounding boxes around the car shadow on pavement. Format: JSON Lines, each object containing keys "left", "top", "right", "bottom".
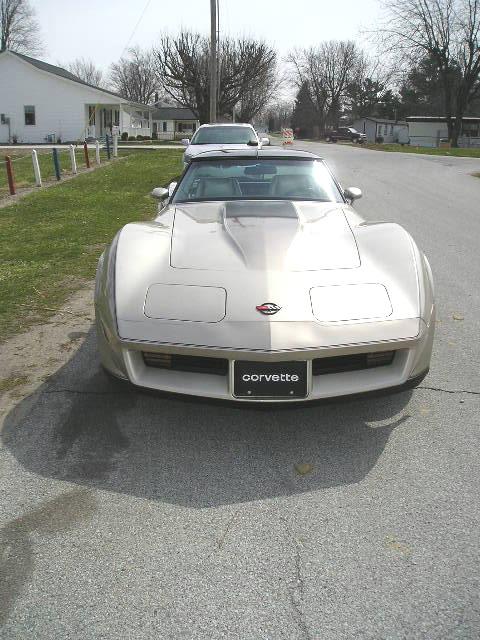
{"left": 2, "top": 327, "right": 413, "bottom": 508}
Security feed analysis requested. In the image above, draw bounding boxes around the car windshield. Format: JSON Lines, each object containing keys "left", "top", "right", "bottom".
{"left": 190, "top": 126, "right": 257, "bottom": 145}
{"left": 173, "top": 158, "right": 344, "bottom": 203}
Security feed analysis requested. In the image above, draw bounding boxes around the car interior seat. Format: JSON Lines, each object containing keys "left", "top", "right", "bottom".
{"left": 270, "top": 174, "right": 319, "bottom": 198}
{"left": 196, "top": 177, "right": 242, "bottom": 199}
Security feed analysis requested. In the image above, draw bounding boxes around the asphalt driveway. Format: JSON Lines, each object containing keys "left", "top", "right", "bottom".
{"left": 1, "top": 142, "right": 479, "bottom": 639}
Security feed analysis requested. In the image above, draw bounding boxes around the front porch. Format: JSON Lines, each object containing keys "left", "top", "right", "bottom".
{"left": 85, "top": 103, "right": 152, "bottom": 140}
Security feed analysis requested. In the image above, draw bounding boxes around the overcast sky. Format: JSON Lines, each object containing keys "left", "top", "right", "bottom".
{"left": 31, "top": 0, "right": 380, "bottom": 70}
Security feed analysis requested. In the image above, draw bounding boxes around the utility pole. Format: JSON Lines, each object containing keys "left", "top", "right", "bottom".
{"left": 209, "top": 0, "right": 217, "bottom": 123}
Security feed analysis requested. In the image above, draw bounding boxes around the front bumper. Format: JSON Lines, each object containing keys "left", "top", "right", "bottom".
{"left": 97, "top": 315, "right": 434, "bottom": 403}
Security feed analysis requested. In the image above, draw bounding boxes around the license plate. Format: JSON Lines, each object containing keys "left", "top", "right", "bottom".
{"left": 233, "top": 361, "right": 308, "bottom": 399}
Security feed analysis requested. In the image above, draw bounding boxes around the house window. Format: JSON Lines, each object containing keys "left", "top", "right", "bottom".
{"left": 177, "top": 122, "right": 183, "bottom": 132}
{"left": 114, "top": 109, "right": 120, "bottom": 126}
{"left": 162, "top": 121, "right": 167, "bottom": 132}
{"left": 24, "top": 105, "right": 35, "bottom": 125}
{"left": 462, "top": 122, "right": 479, "bottom": 137}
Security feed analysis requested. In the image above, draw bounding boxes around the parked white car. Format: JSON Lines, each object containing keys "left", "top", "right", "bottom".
{"left": 182, "top": 123, "right": 269, "bottom": 165}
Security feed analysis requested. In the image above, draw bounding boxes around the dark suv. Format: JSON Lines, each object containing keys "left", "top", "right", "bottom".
{"left": 325, "top": 127, "right": 366, "bottom": 143}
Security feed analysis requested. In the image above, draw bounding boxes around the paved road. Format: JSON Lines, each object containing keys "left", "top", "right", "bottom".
{"left": 1, "top": 142, "right": 479, "bottom": 639}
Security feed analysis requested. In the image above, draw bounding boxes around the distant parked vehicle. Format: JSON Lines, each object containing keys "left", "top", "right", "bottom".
{"left": 325, "top": 127, "right": 366, "bottom": 143}
{"left": 181, "top": 123, "right": 269, "bottom": 166}
{"left": 255, "top": 127, "right": 271, "bottom": 145}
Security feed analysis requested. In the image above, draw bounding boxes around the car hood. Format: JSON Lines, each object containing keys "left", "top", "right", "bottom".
{"left": 185, "top": 143, "right": 253, "bottom": 158}
{"left": 170, "top": 200, "right": 360, "bottom": 271}
{"left": 114, "top": 201, "right": 421, "bottom": 345}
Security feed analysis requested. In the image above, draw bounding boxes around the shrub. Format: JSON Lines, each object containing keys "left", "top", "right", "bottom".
{"left": 121, "top": 132, "right": 128, "bottom": 141}
{"left": 128, "top": 136, "right": 136, "bottom": 141}
{"left": 136, "top": 135, "right": 144, "bottom": 141}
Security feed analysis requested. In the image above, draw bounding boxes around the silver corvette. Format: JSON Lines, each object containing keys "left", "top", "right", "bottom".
{"left": 95, "top": 148, "right": 435, "bottom": 402}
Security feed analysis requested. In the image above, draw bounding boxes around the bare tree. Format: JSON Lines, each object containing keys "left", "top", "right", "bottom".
{"left": 237, "top": 66, "right": 281, "bottom": 122}
{"left": 345, "top": 56, "right": 397, "bottom": 119}
{"left": 0, "top": 0, "right": 42, "bottom": 54}
{"left": 263, "top": 100, "right": 293, "bottom": 131}
{"left": 288, "top": 41, "right": 364, "bottom": 132}
{"left": 66, "top": 58, "right": 104, "bottom": 86}
{"left": 375, "top": 0, "right": 480, "bottom": 145}
{"left": 110, "top": 46, "right": 159, "bottom": 104}
{"left": 154, "top": 31, "right": 277, "bottom": 123}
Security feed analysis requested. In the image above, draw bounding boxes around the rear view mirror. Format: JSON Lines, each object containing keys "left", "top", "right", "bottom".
{"left": 244, "top": 163, "right": 277, "bottom": 175}
{"left": 344, "top": 187, "right": 362, "bottom": 202}
{"left": 151, "top": 187, "right": 169, "bottom": 200}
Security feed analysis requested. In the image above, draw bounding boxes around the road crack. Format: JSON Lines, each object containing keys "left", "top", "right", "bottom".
{"left": 200, "top": 509, "right": 241, "bottom": 565}
{"left": 417, "top": 385, "right": 480, "bottom": 396}
{"left": 280, "top": 516, "right": 312, "bottom": 640}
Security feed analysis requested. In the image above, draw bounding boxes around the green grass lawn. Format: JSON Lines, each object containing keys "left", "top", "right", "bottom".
{"left": 360, "top": 143, "right": 480, "bottom": 158}
{"left": 119, "top": 140, "right": 182, "bottom": 146}
{"left": 0, "top": 149, "right": 183, "bottom": 341}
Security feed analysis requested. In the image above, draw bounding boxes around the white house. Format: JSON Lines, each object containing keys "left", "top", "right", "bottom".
{"left": 151, "top": 105, "right": 200, "bottom": 140}
{"left": 352, "top": 117, "right": 409, "bottom": 143}
{"left": 406, "top": 116, "right": 480, "bottom": 148}
{"left": 0, "top": 50, "right": 153, "bottom": 143}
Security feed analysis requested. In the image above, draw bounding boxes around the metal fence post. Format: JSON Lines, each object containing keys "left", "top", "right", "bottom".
{"left": 105, "top": 134, "right": 111, "bottom": 160}
{"left": 113, "top": 133, "right": 118, "bottom": 157}
{"left": 69, "top": 145, "right": 77, "bottom": 174}
{"left": 32, "top": 149, "right": 42, "bottom": 186}
{"left": 5, "top": 156, "right": 16, "bottom": 195}
{"left": 52, "top": 148, "right": 61, "bottom": 180}
{"left": 83, "top": 141, "right": 90, "bottom": 168}
{"left": 95, "top": 140, "right": 101, "bottom": 165}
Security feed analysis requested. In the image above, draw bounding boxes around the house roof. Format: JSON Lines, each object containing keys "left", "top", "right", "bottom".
{"left": 354, "top": 117, "right": 408, "bottom": 125}
{"left": 3, "top": 50, "right": 153, "bottom": 109}
{"left": 152, "top": 106, "right": 198, "bottom": 121}
{"left": 406, "top": 116, "right": 480, "bottom": 123}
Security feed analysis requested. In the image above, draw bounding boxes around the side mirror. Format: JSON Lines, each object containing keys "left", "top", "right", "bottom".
{"left": 344, "top": 187, "right": 362, "bottom": 202}
{"left": 247, "top": 140, "right": 259, "bottom": 146}
{"left": 260, "top": 137, "right": 270, "bottom": 146}
{"left": 181, "top": 138, "right": 190, "bottom": 146}
{"left": 168, "top": 181, "right": 177, "bottom": 197}
{"left": 151, "top": 187, "right": 169, "bottom": 200}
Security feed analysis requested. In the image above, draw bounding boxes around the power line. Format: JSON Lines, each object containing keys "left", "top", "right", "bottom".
{"left": 119, "top": 0, "right": 153, "bottom": 59}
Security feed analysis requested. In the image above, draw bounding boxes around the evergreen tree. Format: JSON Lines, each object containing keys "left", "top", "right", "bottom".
{"left": 291, "top": 81, "right": 317, "bottom": 137}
